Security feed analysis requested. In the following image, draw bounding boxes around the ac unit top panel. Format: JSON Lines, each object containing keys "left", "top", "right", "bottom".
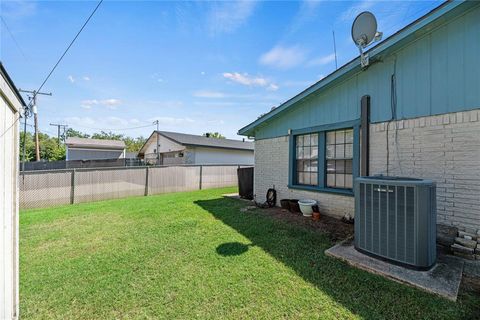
{"left": 356, "top": 175, "right": 435, "bottom": 187}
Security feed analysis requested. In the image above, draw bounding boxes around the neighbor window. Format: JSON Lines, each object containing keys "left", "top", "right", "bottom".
{"left": 295, "top": 133, "right": 318, "bottom": 186}
{"left": 326, "top": 129, "right": 353, "bottom": 189}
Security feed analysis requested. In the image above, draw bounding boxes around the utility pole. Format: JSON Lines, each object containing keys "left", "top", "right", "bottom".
{"left": 50, "top": 123, "right": 68, "bottom": 145}
{"left": 153, "top": 120, "right": 160, "bottom": 165}
{"left": 19, "top": 89, "right": 52, "bottom": 161}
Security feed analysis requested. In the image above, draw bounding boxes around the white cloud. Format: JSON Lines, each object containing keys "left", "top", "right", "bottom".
{"left": 340, "top": 0, "right": 375, "bottom": 22}
{"left": 193, "top": 90, "right": 226, "bottom": 98}
{"left": 287, "top": 0, "right": 324, "bottom": 35}
{"left": 68, "top": 75, "right": 75, "bottom": 83}
{"left": 308, "top": 53, "right": 336, "bottom": 67}
{"left": 267, "top": 83, "right": 279, "bottom": 91}
{"left": 259, "top": 45, "right": 307, "bottom": 69}
{"left": 82, "top": 76, "right": 90, "bottom": 81}
{"left": 207, "top": 0, "right": 257, "bottom": 35}
{"left": 223, "top": 72, "right": 278, "bottom": 91}
{"left": 80, "top": 98, "right": 122, "bottom": 110}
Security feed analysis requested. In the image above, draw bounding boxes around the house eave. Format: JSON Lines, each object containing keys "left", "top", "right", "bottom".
{"left": 238, "top": 0, "right": 469, "bottom": 137}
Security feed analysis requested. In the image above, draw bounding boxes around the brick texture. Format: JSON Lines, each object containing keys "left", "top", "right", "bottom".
{"left": 254, "top": 109, "right": 480, "bottom": 230}
{"left": 254, "top": 136, "right": 354, "bottom": 219}
{"left": 370, "top": 109, "right": 480, "bottom": 231}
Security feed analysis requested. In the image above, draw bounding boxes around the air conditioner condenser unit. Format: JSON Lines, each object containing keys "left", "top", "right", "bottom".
{"left": 354, "top": 176, "right": 436, "bottom": 270}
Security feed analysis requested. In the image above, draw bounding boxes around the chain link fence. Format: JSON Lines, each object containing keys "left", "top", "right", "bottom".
{"left": 20, "top": 164, "right": 252, "bottom": 209}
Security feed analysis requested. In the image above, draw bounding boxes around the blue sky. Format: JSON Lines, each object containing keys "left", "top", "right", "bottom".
{"left": 1, "top": 0, "right": 441, "bottom": 139}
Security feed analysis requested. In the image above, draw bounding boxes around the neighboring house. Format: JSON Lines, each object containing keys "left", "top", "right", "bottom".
{"left": 239, "top": 1, "right": 480, "bottom": 232}
{"left": 137, "top": 131, "right": 254, "bottom": 165}
{"left": 65, "top": 137, "right": 126, "bottom": 160}
{"left": 0, "top": 63, "right": 25, "bottom": 319}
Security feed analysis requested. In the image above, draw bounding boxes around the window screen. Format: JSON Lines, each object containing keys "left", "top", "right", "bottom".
{"left": 295, "top": 133, "right": 318, "bottom": 186}
{"left": 326, "top": 129, "right": 353, "bottom": 189}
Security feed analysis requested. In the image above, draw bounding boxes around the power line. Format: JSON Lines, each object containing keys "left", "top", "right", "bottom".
{"left": 27, "top": 0, "right": 104, "bottom": 108}
{"left": 1, "top": 16, "right": 29, "bottom": 61}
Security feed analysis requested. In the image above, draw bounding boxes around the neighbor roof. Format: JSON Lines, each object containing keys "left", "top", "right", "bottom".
{"left": 158, "top": 131, "right": 254, "bottom": 150}
{"left": 238, "top": 0, "right": 471, "bottom": 137}
{"left": 65, "top": 137, "right": 126, "bottom": 150}
{"left": 138, "top": 131, "right": 253, "bottom": 155}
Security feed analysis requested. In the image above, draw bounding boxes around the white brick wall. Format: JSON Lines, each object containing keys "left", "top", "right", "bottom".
{"left": 370, "top": 109, "right": 480, "bottom": 230}
{"left": 254, "top": 136, "right": 354, "bottom": 219}
{"left": 254, "top": 109, "right": 480, "bottom": 230}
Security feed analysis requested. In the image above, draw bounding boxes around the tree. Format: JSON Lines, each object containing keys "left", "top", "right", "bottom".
{"left": 91, "top": 131, "right": 125, "bottom": 141}
{"left": 65, "top": 128, "right": 90, "bottom": 139}
{"left": 203, "top": 132, "right": 225, "bottom": 139}
{"left": 19, "top": 132, "right": 65, "bottom": 162}
{"left": 124, "top": 136, "right": 147, "bottom": 152}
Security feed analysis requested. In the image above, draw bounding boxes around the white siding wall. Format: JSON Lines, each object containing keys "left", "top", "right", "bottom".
{"left": 143, "top": 135, "right": 185, "bottom": 155}
{"left": 189, "top": 146, "right": 254, "bottom": 165}
{"left": 1, "top": 74, "right": 21, "bottom": 319}
{"left": 67, "top": 148, "right": 125, "bottom": 160}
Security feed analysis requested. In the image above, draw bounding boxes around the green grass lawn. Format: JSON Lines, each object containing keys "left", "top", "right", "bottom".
{"left": 21, "top": 187, "right": 479, "bottom": 319}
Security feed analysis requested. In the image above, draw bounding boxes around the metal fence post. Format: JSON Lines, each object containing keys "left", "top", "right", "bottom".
{"left": 199, "top": 165, "right": 203, "bottom": 190}
{"left": 145, "top": 167, "right": 149, "bottom": 196}
{"left": 70, "top": 169, "right": 76, "bottom": 204}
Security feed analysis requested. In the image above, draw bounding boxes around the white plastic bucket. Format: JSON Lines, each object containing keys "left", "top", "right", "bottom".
{"left": 298, "top": 199, "right": 316, "bottom": 217}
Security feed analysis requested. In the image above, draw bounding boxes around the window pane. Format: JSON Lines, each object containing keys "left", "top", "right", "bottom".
{"left": 298, "top": 172, "right": 304, "bottom": 184}
{"left": 345, "top": 160, "right": 353, "bottom": 174}
{"left": 336, "top": 160, "right": 346, "bottom": 173}
{"left": 311, "top": 173, "right": 318, "bottom": 185}
{"left": 304, "top": 147, "right": 311, "bottom": 159}
{"left": 303, "top": 160, "right": 310, "bottom": 172}
{"left": 336, "top": 130, "right": 345, "bottom": 144}
{"left": 296, "top": 160, "right": 303, "bottom": 172}
{"left": 326, "top": 131, "right": 335, "bottom": 145}
{"left": 311, "top": 133, "right": 318, "bottom": 146}
{"left": 345, "top": 129, "right": 353, "bottom": 143}
{"left": 310, "top": 160, "right": 318, "bottom": 172}
{"left": 304, "top": 134, "right": 311, "bottom": 146}
{"left": 335, "top": 144, "right": 345, "bottom": 158}
{"left": 296, "top": 147, "right": 303, "bottom": 159}
{"left": 311, "top": 147, "right": 318, "bottom": 159}
{"left": 345, "top": 175, "right": 353, "bottom": 188}
{"left": 327, "top": 160, "right": 335, "bottom": 173}
{"left": 296, "top": 135, "right": 304, "bottom": 147}
{"left": 304, "top": 173, "right": 311, "bottom": 185}
{"left": 345, "top": 143, "right": 353, "bottom": 158}
{"left": 326, "top": 145, "right": 335, "bottom": 159}
{"left": 327, "top": 174, "right": 335, "bottom": 187}
{"left": 336, "top": 174, "right": 345, "bottom": 187}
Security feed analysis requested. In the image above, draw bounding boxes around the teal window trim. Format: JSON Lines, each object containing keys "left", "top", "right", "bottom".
{"left": 289, "top": 119, "right": 360, "bottom": 196}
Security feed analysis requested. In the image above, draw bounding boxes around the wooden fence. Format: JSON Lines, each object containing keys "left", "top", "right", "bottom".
{"left": 19, "top": 164, "right": 251, "bottom": 209}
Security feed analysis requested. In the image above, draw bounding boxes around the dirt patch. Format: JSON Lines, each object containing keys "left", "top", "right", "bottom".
{"left": 253, "top": 206, "right": 354, "bottom": 243}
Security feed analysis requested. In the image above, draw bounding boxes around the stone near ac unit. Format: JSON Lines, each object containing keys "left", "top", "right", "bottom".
{"left": 458, "top": 231, "right": 478, "bottom": 241}
{"left": 464, "top": 227, "right": 477, "bottom": 235}
{"left": 454, "top": 251, "right": 476, "bottom": 260}
{"left": 437, "top": 224, "right": 458, "bottom": 247}
{"left": 451, "top": 243, "right": 474, "bottom": 254}
{"left": 455, "top": 237, "right": 477, "bottom": 249}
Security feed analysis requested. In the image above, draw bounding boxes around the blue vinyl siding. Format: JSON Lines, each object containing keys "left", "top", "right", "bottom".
{"left": 254, "top": 3, "right": 480, "bottom": 140}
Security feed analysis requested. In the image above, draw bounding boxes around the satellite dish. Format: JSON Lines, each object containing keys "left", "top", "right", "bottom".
{"left": 351, "top": 11, "right": 377, "bottom": 47}
{"left": 351, "top": 11, "right": 382, "bottom": 68}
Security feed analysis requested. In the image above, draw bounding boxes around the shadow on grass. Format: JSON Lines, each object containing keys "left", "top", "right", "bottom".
{"left": 195, "top": 197, "right": 480, "bottom": 320}
{"left": 216, "top": 242, "right": 253, "bottom": 256}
